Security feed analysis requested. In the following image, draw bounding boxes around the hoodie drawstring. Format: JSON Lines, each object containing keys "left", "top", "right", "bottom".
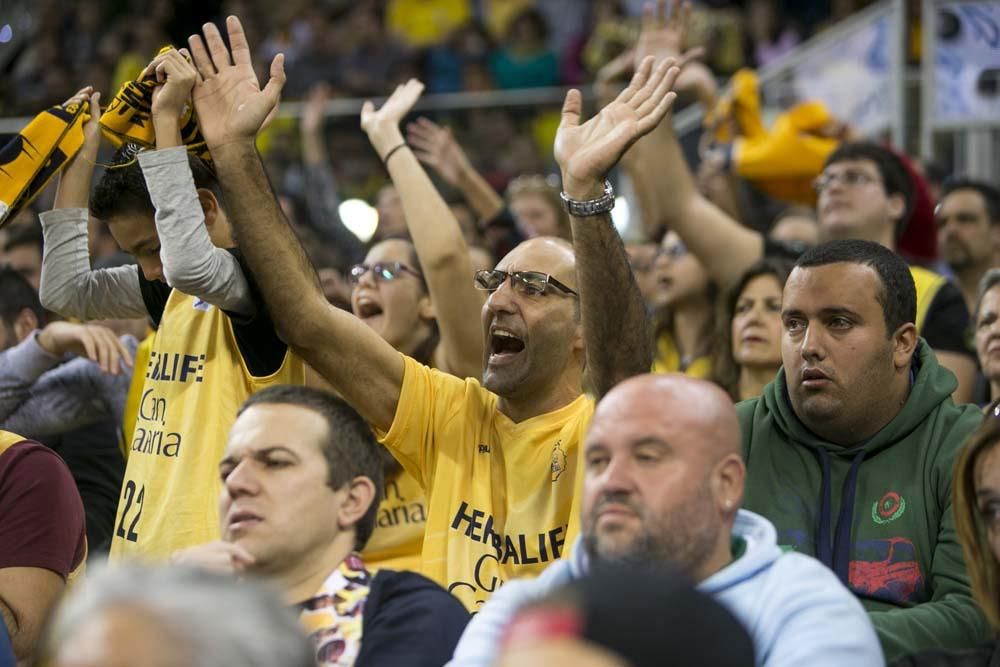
{"left": 814, "top": 448, "right": 867, "bottom": 586}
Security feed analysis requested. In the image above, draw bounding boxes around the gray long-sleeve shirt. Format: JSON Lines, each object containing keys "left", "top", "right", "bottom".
{"left": 0, "top": 331, "right": 137, "bottom": 438}
{"left": 38, "top": 146, "right": 254, "bottom": 320}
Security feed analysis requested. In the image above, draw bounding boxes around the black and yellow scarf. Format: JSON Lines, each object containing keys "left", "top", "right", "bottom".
{"left": 0, "top": 46, "right": 207, "bottom": 227}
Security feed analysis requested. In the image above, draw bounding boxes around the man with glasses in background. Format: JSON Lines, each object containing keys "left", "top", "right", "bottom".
{"left": 181, "top": 15, "right": 681, "bottom": 611}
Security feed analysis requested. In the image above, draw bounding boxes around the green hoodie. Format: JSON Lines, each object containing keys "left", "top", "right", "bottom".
{"left": 738, "top": 340, "right": 989, "bottom": 661}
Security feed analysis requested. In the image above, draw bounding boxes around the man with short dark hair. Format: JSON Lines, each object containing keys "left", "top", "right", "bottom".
{"left": 739, "top": 239, "right": 989, "bottom": 660}
{"left": 174, "top": 385, "right": 469, "bottom": 667}
{"left": 936, "top": 178, "right": 1000, "bottom": 312}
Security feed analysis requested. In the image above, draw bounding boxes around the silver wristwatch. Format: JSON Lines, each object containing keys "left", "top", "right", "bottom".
{"left": 559, "top": 180, "right": 615, "bottom": 217}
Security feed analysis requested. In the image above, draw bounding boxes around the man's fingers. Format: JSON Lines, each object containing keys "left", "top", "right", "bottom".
{"left": 203, "top": 21, "right": 233, "bottom": 70}
{"left": 262, "top": 53, "right": 286, "bottom": 105}
{"left": 559, "top": 88, "right": 583, "bottom": 130}
{"left": 619, "top": 56, "right": 654, "bottom": 105}
{"left": 226, "top": 15, "right": 253, "bottom": 67}
{"left": 187, "top": 34, "right": 216, "bottom": 78}
{"left": 633, "top": 59, "right": 677, "bottom": 116}
{"left": 640, "top": 89, "right": 678, "bottom": 135}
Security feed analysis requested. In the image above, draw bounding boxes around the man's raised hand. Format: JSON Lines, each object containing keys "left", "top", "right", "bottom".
{"left": 554, "top": 56, "right": 680, "bottom": 200}
{"left": 187, "top": 16, "right": 285, "bottom": 149}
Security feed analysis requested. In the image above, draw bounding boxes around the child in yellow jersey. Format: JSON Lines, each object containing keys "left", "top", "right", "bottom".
{"left": 183, "top": 17, "right": 679, "bottom": 612}
{"left": 38, "top": 50, "right": 304, "bottom": 562}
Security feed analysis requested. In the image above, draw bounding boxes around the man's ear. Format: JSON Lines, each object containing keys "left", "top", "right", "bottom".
{"left": 712, "top": 453, "right": 745, "bottom": 517}
{"left": 197, "top": 188, "right": 220, "bottom": 228}
{"left": 892, "top": 322, "right": 919, "bottom": 371}
{"left": 13, "top": 307, "right": 39, "bottom": 343}
{"left": 337, "top": 476, "right": 377, "bottom": 533}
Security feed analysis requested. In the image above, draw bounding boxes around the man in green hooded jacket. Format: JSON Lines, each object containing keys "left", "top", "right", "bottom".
{"left": 738, "top": 239, "right": 988, "bottom": 661}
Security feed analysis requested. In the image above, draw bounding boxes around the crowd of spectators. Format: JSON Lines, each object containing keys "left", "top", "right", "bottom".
{"left": 3, "top": 1, "right": 998, "bottom": 666}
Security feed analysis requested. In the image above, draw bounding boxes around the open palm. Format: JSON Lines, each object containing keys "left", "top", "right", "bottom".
{"left": 555, "top": 56, "right": 680, "bottom": 194}
{"left": 188, "top": 16, "right": 286, "bottom": 148}
{"left": 361, "top": 79, "right": 423, "bottom": 137}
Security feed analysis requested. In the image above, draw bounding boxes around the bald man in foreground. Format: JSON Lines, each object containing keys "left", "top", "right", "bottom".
{"left": 448, "top": 375, "right": 884, "bottom": 667}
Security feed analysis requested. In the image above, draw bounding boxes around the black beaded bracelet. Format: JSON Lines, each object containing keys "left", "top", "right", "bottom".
{"left": 382, "top": 142, "right": 407, "bottom": 165}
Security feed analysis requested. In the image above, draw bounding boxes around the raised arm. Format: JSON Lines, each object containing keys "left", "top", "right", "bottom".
{"left": 299, "top": 83, "right": 366, "bottom": 263}
{"left": 41, "top": 89, "right": 150, "bottom": 320}
{"left": 361, "top": 81, "right": 485, "bottom": 379}
{"left": 553, "top": 56, "right": 681, "bottom": 397}
{"left": 140, "top": 48, "right": 255, "bottom": 316}
{"left": 187, "top": 16, "right": 402, "bottom": 431}
{"left": 406, "top": 116, "right": 504, "bottom": 225}
{"left": 631, "top": 0, "right": 762, "bottom": 288}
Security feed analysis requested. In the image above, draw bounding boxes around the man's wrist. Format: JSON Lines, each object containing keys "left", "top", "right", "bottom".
{"left": 208, "top": 139, "right": 258, "bottom": 163}
{"left": 560, "top": 179, "right": 615, "bottom": 217}
{"left": 560, "top": 175, "right": 607, "bottom": 202}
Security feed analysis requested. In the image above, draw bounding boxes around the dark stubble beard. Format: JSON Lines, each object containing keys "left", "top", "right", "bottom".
{"left": 582, "top": 480, "right": 722, "bottom": 580}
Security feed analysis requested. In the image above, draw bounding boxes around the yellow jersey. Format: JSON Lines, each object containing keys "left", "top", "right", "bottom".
{"left": 362, "top": 468, "right": 427, "bottom": 573}
{"left": 121, "top": 330, "right": 156, "bottom": 461}
{"left": 651, "top": 330, "right": 713, "bottom": 378}
{"left": 109, "top": 291, "right": 304, "bottom": 561}
{"left": 376, "top": 354, "right": 593, "bottom": 612}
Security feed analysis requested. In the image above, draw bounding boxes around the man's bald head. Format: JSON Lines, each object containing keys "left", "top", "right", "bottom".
{"left": 593, "top": 374, "right": 741, "bottom": 463}
{"left": 582, "top": 374, "right": 746, "bottom": 582}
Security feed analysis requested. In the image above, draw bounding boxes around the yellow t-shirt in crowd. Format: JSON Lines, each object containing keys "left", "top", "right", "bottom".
{"left": 651, "top": 330, "right": 712, "bottom": 378}
{"left": 110, "top": 291, "right": 305, "bottom": 561}
{"left": 362, "top": 468, "right": 427, "bottom": 572}
{"left": 386, "top": 0, "right": 472, "bottom": 48}
{"left": 376, "top": 354, "right": 593, "bottom": 612}
{"left": 121, "top": 330, "right": 156, "bottom": 461}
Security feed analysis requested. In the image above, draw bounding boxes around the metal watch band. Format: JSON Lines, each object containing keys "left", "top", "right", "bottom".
{"left": 559, "top": 180, "right": 615, "bottom": 217}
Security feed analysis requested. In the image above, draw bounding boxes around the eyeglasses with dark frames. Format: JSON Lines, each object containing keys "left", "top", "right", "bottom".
{"left": 349, "top": 262, "right": 423, "bottom": 285}
{"left": 473, "top": 269, "right": 578, "bottom": 297}
{"left": 813, "top": 169, "right": 881, "bottom": 193}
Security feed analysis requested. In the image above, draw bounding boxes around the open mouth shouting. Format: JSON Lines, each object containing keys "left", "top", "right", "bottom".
{"left": 488, "top": 327, "right": 526, "bottom": 366}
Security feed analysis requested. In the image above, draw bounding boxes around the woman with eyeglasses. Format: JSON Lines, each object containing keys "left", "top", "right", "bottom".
{"left": 351, "top": 81, "right": 487, "bottom": 575}
{"left": 712, "top": 258, "right": 793, "bottom": 402}
{"left": 650, "top": 231, "right": 717, "bottom": 378}
{"left": 892, "top": 415, "right": 1000, "bottom": 666}
{"left": 975, "top": 270, "right": 1000, "bottom": 411}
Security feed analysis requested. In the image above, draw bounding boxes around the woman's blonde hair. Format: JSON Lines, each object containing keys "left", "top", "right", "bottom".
{"left": 954, "top": 413, "right": 1000, "bottom": 629}
{"left": 506, "top": 174, "right": 572, "bottom": 240}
